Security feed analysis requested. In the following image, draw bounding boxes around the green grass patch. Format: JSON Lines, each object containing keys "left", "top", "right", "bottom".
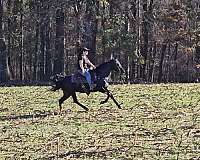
{"left": 0, "top": 84, "right": 200, "bottom": 159}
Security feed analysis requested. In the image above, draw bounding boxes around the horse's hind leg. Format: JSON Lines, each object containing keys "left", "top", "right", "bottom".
{"left": 72, "top": 93, "right": 89, "bottom": 111}
{"left": 59, "top": 93, "right": 70, "bottom": 112}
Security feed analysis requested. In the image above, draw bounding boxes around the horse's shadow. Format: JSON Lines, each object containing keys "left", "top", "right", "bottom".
{"left": 0, "top": 110, "right": 59, "bottom": 121}
{"left": 0, "top": 108, "right": 90, "bottom": 121}
{"left": 44, "top": 148, "right": 118, "bottom": 160}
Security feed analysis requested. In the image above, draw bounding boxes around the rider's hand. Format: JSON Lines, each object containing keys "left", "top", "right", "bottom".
{"left": 91, "top": 65, "right": 96, "bottom": 69}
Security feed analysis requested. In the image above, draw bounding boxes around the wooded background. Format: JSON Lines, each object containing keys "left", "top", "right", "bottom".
{"left": 0, "top": 0, "right": 200, "bottom": 84}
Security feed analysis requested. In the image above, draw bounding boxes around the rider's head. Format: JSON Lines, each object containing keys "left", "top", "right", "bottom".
{"left": 82, "top": 47, "right": 90, "bottom": 56}
{"left": 78, "top": 47, "right": 90, "bottom": 58}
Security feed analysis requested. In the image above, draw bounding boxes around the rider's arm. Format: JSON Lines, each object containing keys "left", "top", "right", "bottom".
{"left": 85, "top": 57, "right": 96, "bottom": 69}
{"left": 79, "top": 59, "right": 85, "bottom": 74}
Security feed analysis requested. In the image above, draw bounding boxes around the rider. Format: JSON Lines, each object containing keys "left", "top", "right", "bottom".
{"left": 77, "top": 47, "right": 96, "bottom": 94}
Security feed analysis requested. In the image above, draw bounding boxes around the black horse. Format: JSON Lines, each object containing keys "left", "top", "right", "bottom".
{"left": 51, "top": 58, "right": 125, "bottom": 112}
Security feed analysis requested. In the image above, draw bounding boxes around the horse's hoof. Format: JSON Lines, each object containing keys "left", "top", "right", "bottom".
{"left": 53, "top": 111, "right": 59, "bottom": 115}
{"left": 118, "top": 105, "right": 122, "bottom": 109}
{"left": 118, "top": 103, "right": 123, "bottom": 109}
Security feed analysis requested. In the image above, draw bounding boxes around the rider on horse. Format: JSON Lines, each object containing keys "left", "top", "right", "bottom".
{"left": 77, "top": 47, "right": 96, "bottom": 94}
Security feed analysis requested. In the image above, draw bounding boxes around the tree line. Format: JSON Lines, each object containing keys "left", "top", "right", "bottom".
{"left": 0, "top": 0, "right": 200, "bottom": 84}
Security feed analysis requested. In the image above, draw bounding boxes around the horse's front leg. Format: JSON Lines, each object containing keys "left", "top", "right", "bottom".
{"left": 104, "top": 88, "right": 122, "bottom": 109}
{"left": 99, "top": 87, "right": 122, "bottom": 109}
{"left": 100, "top": 92, "right": 110, "bottom": 104}
{"left": 109, "top": 91, "right": 122, "bottom": 109}
{"left": 72, "top": 93, "right": 89, "bottom": 111}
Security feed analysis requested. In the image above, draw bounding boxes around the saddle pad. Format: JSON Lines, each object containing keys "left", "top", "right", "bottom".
{"left": 71, "top": 73, "right": 86, "bottom": 84}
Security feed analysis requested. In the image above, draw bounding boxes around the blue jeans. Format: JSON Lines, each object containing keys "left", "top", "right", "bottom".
{"left": 79, "top": 69, "right": 91, "bottom": 90}
{"left": 84, "top": 69, "right": 92, "bottom": 90}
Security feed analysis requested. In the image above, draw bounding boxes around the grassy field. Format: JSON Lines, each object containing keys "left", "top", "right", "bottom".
{"left": 0, "top": 84, "right": 200, "bottom": 159}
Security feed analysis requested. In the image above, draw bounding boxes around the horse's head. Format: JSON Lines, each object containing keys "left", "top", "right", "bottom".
{"left": 110, "top": 59, "right": 125, "bottom": 74}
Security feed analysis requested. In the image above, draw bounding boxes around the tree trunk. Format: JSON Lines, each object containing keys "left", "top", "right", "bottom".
{"left": 38, "top": 23, "right": 45, "bottom": 80}
{"left": 7, "top": 0, "right": 12, "bottom": 80}
{"left": 141, "top": 0, "right": 149, "bottom": 80}
{"left": 136, "top": 0, "right": 142, "bottom": 79}
{"left": 82, "top": 1, "right": 98, "bottom": 63}
{"left": 149, "top": 41, "right": 157, "bottom": 82}
{"left": 19, "top": 0, "right": 23, "bottom": 80}
{"left": 129, "top": 0, "right": 137, "bottom": 82}
{"left": 157, "top": 43, "right": 167, "bottom": 83}
{"left": 0, "top": 0, "right": 7, "bottom": 82}
{"left": 166, "top": 42, "right": 171, "bottom": 82}
{"left": 45, "top": 17, "right": 52, "bottom": 80}
{"left": 73, "top": 1, "right": 82, "bottom": 41}
{"left": 102, "top": 2, "right": 106, "bottom": 58}
{"left": 38, "top": 1, "right": 45, "bottom": 81}
{"left": 33, "top": 2, "right": 40, "bottom": 81}
{"left": 0, "top": 39, "right": 7, "bottom": 82}
{"left": 174, "top": 43, "right": 178, "bottom": 82}
{"left": 53, "top": 8, "right": 64, "bottom": 74}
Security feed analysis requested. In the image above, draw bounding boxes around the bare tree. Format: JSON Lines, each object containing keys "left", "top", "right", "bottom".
{"left": 0, "top": 0, "right": 7, "bottom": 82}
{"left": 53, "top": 8, "right": 64, "bottom": 74}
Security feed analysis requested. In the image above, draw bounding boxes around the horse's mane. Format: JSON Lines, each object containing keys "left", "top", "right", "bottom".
{"left": 94, "top": 59, "right": 113, "bottom": 72}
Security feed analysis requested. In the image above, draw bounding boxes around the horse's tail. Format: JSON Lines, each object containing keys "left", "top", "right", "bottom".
{"left": 50, "top": 73, "right": 65, "bottom": 91}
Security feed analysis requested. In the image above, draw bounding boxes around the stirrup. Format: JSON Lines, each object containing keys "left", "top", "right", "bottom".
{"left": 82, "top": 84, "right": 90, "bottom": 94}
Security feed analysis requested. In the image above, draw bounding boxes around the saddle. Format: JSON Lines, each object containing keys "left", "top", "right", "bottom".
{"left": 71, "top": 72, "right": 87, "bottom": 84}
{"left": 71, "top": 71, "right": 108, "bottom": 91}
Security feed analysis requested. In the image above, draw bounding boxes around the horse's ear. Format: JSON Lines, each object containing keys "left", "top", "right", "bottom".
{"left": 110, "top": 53, "right": 117, "bottom": 60}
{"left": 110, "top": 54, "right": 114, "bottom": 60}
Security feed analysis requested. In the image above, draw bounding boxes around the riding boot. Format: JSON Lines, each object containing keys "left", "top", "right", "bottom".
{"left": 90, "top": 83, "right": 96, "bottom": 91}
{"left": 84, "top": 83, "right": 90, "bottom": 95}
{"left": 82, "top": 83, "right": 90, "bottom": 95}
{"left": 86, "top": 88, "right": 90, "bottom": 96}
